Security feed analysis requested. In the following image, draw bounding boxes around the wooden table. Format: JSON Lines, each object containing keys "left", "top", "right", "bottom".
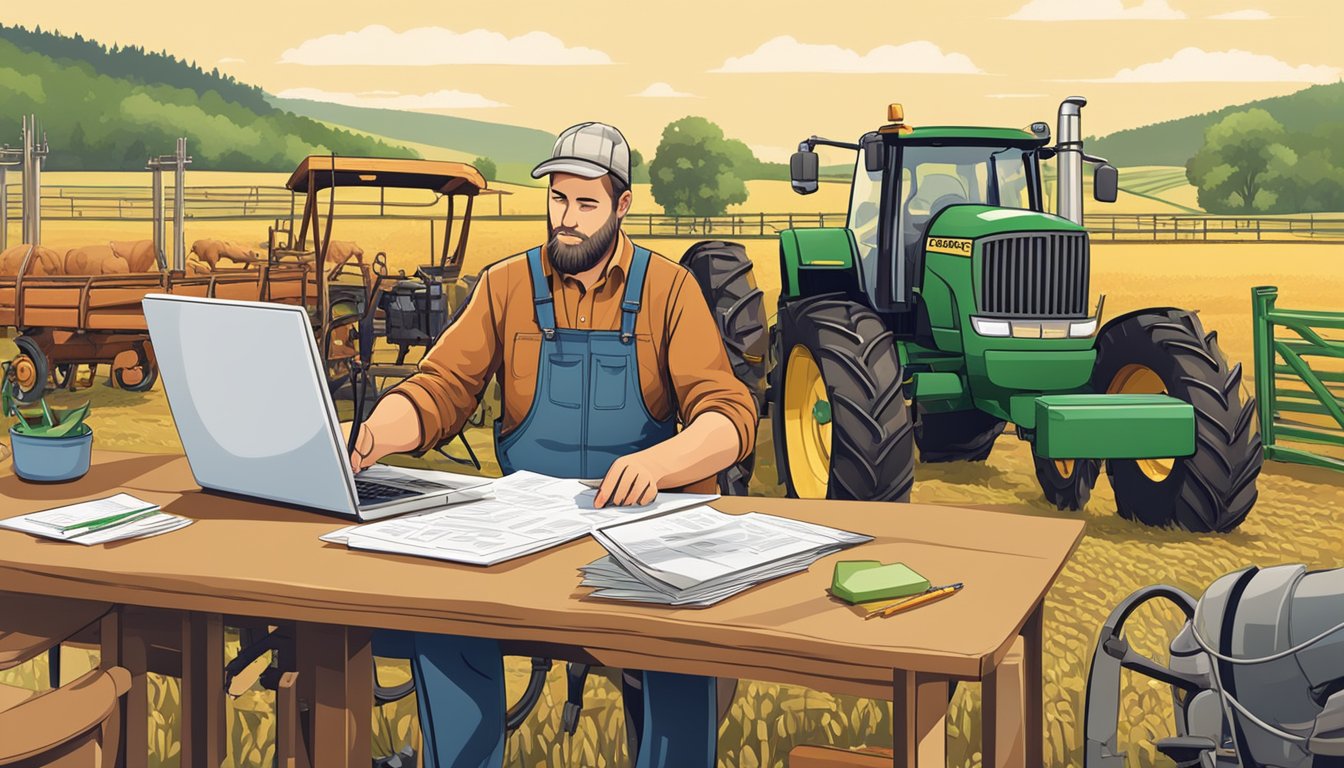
{"left": 0, "top": 451, "right": 1085, "bottom": 767}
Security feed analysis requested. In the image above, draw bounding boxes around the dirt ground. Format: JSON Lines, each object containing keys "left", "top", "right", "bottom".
{"left": 2, "top": 205, "right": 1343, "bottom": 767}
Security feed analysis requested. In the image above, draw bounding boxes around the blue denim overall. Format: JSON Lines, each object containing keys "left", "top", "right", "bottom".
{"left": 374, "top": 245, "right": 718, "bottom": 768}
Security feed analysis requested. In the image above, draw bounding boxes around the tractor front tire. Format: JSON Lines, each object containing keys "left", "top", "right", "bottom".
{"left": 680, "top": 241, "right": 768, "bottom": 496}
{"left": 1032, "top": 456, "right": 1100, "bottom": 511}
{"left": 773, "top": 295, "right": 914, "bottom": 502}
{"left": 1094, "top": 309, "right": 1262, "bottom": 533}
{"left": 915, "top": 408, "right": 1006, "bottom": 463}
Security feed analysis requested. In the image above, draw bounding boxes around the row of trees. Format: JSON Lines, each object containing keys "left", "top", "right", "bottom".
{"left": 1187, "top": 108, "right": 1344, "bottom": 214}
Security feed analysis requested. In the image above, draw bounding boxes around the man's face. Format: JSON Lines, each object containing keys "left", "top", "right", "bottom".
{"left": 546, "top": 172, "right": 632, "bottom": 275}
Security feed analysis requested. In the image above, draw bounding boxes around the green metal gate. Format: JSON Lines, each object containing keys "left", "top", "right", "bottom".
{"left": 1252, "top": 286, "right": 1344, "bottom": 471}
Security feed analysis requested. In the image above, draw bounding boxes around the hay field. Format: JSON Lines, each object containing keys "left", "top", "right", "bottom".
{"left": 3, "top": 188, "right": 1343, "bottom": 768}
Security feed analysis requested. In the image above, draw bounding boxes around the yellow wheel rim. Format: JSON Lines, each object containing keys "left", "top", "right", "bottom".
{"left": 784, "top": 345, "right": 831, "bottom": 499}
{"left": 1108, "top": 364, "right": 1175, "bottom": 481}
{"left": 1055, "top": 459, "right": 1075, "bottom": 479}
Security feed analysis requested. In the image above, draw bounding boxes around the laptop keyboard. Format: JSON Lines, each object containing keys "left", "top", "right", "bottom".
{"left": 355, "top": 479, "right": 418, "bottom": 504}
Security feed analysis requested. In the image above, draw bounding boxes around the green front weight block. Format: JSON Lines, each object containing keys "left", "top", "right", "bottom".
{"left": 1034, "top": 394, "right": 1195, "bottom": 460}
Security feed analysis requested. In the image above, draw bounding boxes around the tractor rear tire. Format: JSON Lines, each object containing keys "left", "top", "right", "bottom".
{"left": 1032, "top": 456, "right": 1100, "bottom": 511}
{"left": 1094, "top": 309, "right": 1262, "bottom": 532}
{"left": 680, "top": 241, "right": 768, "bottom": 496}
{"left": 773, "top": 294, "right": 914, "bottom": 502}
{"left": 915, "top": 408, "right": 1006, "bottom": 463}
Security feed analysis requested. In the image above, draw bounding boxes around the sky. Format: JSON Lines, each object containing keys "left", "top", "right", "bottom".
{"left": 8, "top": 0, "right": 1343, "bottom": 163}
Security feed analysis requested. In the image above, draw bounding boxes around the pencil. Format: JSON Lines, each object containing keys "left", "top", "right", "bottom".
{"left": 865, "top": 583, "right": 963, "bottom": 620}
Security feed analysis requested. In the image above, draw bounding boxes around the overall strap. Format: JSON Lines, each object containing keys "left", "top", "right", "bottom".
{"left": 525, "top": 246, "right": 556, "bottom": 339}
{"left": 620, "top": 246, "right": 653, "bottom": 343}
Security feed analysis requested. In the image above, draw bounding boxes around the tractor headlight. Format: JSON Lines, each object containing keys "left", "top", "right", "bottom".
{"left": 1068, "top": 319, "right": 1098, "bottom": 338}
{"left": 971, "top": 317, "right": 1012, "bottom": 337}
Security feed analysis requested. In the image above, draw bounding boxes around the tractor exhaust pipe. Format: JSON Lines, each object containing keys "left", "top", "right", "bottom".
{"left": 1056, "top": 96, "right": 1087, "bottom": 225}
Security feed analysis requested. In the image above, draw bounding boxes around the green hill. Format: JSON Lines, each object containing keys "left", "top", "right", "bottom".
{"left": 1086, "top": 82, "right": 1344, "bottom": 167}
{"left": 0, "top": 24, "right": 411, "bottom": 171}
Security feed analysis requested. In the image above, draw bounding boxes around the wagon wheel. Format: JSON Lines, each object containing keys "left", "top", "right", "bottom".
{"left": 10, "top": 336, "right": 49, "bottom": 404}
{"left": 111, "top": 345, "right": 158, "bottom": 392}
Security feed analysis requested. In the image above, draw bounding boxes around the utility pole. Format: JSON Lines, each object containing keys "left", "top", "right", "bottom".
{"left": 147, "top": 138, "right": 191, "bottom": 271}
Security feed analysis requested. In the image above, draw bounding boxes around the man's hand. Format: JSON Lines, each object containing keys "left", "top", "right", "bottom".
{"left": 348, "top": 393, "right": 423, "bottom": 474}
{"left": 593, "top": 452, "right": 664, "bottom": 508}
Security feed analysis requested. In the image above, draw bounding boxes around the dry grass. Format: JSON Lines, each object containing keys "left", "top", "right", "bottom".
{"left": 3, "top": 198, "right": 1343, "bottom": 767}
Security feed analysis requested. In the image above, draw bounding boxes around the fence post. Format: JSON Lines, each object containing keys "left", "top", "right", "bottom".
{"left": 1203, "top": 218, "right": 1207, "bottom": 241}
{"left": 1152, "top": 214, "right": 1158, "bottom": 241}
{"left": 760, "top": 212, "right": 765, "bottom": 237}
{"left": 1251, "top": 285, "right": 1279, "bottom": 459}
{"left": 1257, "top": 219, "right": 1262, "bottom": 241}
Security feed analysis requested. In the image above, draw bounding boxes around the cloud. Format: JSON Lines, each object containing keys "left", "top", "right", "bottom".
{"left": 1008, "top": 0, "right": 1184, "bottom": 20}
{"left": 987, "top": 93, "right": 1048, "bottom": 98}
{"left": 712, "top": 36, "right": 981, "bottom": 74}
{"left": 217, "top": 57, "right": 245, "bottom": 64}
{"left": 275, "top": 87, "right": 506, "bottom": 109}
{"left": 1075, "top": 47, "right": 1340, "bottom": 82}
{"left": 632, "top": 82, "right": 697, "bottom": 98}
{"left": 279, "top": 25, "right": 612, "bottom": 66}
{"left": 1209, "top": 9, "right": 1272, "bottom": 20}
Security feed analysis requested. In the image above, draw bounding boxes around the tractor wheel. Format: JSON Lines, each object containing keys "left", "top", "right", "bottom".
{"left": 1032, "top": 456, "right": 1100, "bottom": 511}
{"left": 680, "top": 241, "right": 768, "bottom": 496}
{"left": 52, "top": 363, "right": 77, "bottom": 390}
{"left": 1094, "top": 309, "right": 1262, "bottom": 532}
{"left": 111, "top": 344, "right": 158, "bottom": 392}
{"left": 914, "top": 408, "right": 1006, "bottom": 463}
{"left": 10, "top": 336, "right": 49, "bottom": 403}
{"left": 772, "top": 294, "right": 914, "bottom": 502}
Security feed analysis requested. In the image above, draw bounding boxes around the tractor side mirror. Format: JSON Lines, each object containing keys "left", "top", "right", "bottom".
{"left": 791, "top": 150, "right": 819, "bottom": 195}
{"left": 862, "top": 136, "right": 886, "bottom": 173}
{"left": 1093, "top": 163, "right": 1118, "bottom": 203}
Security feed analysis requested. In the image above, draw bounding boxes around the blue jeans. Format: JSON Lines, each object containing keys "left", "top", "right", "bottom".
{"left": 373, "top": 630, "right": 717, "bottom": 768}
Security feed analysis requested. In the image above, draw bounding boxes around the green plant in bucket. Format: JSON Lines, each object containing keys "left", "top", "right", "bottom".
{"left": 2, "top": 361, "right": 92, "bottom": 438}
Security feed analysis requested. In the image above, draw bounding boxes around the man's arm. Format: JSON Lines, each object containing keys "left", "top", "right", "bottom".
{"left": 594, "top": 268, "right": 758, "bottom": 507}
{"left": 351, "top": 270, "right": 502, "bottom": 470}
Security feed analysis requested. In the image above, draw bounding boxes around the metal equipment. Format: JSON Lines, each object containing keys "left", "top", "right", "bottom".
{"left": 1085, "top": 564, "right": 1344, "bottom": 767}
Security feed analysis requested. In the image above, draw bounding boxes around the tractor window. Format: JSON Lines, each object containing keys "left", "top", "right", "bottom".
{"left": 847, "top": 158, "right": 883, "bottom": 300}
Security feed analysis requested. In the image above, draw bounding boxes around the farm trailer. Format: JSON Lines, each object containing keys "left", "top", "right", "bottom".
{"left": 746, "top": 97, "right": 1261, "bottom": 532}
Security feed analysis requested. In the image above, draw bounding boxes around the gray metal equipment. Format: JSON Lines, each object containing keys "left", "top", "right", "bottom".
{"left": 1085, "top": 564, "right": 1344, "bottom": 768}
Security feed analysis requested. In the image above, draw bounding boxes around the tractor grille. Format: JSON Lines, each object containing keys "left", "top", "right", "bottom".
{"left": 979, "top": 233, "right": 1090, "bottom": 317}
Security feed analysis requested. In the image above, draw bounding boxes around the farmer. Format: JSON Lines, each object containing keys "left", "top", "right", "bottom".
{"left": 350, "top": 122, "right": 757, "bottom": 768}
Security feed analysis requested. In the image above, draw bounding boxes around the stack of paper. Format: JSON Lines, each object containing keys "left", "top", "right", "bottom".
{"left": 0, "top": 493, "right": 193, "bottom": 545}
{"left": 321, "top": 471, "right": 719, "bottom": 566}
{"left": 583, "top": 506, "right": 872, "bottom": 607}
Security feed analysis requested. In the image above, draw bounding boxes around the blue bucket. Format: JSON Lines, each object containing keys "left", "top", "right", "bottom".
{"left": 9, "top": 426, "right": 94, "bottom": 482}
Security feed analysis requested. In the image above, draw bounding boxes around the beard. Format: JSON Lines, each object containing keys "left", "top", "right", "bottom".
{"left": 547, "top": 210, "right": 622, "bottom": 275}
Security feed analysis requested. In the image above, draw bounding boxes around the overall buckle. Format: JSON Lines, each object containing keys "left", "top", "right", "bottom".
{"left": 543, "top": 328, "right": 556, "bottom": 340}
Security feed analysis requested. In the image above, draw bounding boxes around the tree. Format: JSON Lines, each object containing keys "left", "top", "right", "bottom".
{"left": 649, "top": 117, "right": 749, "bottom": 216}
{"left": 473, "top": 156, "right": 497, "bottom": 181}
{"left": 1186, "top": 109, "right": 1298, "bottom": 213}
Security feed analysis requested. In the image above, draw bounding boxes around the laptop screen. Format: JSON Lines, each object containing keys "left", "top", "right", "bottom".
{"left": 143, "top": 294, "right": 359, "bottom": 517}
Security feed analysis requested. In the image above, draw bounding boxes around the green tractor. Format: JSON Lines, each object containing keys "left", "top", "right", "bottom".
{"left": 760, "top": 97, "right": 1262, "bottom": 532}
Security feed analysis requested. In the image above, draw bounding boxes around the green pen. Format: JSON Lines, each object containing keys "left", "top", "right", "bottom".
{"left": 59, "top": 505, "right": 161, "bottom": 534}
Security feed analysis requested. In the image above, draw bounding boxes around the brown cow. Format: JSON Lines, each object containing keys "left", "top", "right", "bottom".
{"left": 64, "top": 245, "right": 131, "bottom": 276}
{"left": 190, "top": 238, "right": 263, "bottom": 268}
{"left": 184, "top": 255, "right": 213, "bottom": 275}
{"left": 323, "top": 240, "right": 365, "bottom": 276}
{"left": 110, "top": 239, "right": 160, "bottom": 273}
{"left": 0, "top": 244, "right": 64, "bottom": 276}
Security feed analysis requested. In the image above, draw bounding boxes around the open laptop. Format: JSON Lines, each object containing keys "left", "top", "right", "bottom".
{"left": 143, "top": 293, "right": 486, "bottom": 521}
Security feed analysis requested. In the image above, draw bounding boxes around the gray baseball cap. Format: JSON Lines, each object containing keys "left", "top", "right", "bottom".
{"left": 531, "top": 122, "right": 631, "bottom": 188}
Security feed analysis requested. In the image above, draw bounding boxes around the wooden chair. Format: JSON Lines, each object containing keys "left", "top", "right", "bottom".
{"left": 0, "top": 592, "right": 130, "bottom": 768}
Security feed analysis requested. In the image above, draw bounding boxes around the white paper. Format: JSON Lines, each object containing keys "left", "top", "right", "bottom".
{"left": 585, "top": 506, "right": 871, "bottom": 606}
{"left": 0, "top": 495, "right": 192, "bottom": 546}
{"left": 9, "top": 493, "right": 159, "bottom": 533}
{"left": 331, "top": 470, "right": 718, "bottom": 566}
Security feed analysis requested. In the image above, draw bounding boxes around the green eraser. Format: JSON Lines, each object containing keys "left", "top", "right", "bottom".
{"left": 831, "top": 561, "right": 930, "bottom": 604}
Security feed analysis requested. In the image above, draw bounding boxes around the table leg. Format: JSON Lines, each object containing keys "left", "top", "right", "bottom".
{"left": 295, "top": 622, "right": 372, "bottom": 768}
{"left": 181, "top": 612, "right": 225, "bottom": 768}
{"left": 982, "top": 636, "right": 1027, "bottom": 768}
{"left": 893, "top": 670, "right": 948, "bottom": 767}
{"left": 118, "top": 609, "right": 151, "bottom": 768}
{"left": 1023, "top": 602, "right": 1045, "bottom": 768}
{"left": 276, "top": 671, "right": 301, "bottom": 768}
